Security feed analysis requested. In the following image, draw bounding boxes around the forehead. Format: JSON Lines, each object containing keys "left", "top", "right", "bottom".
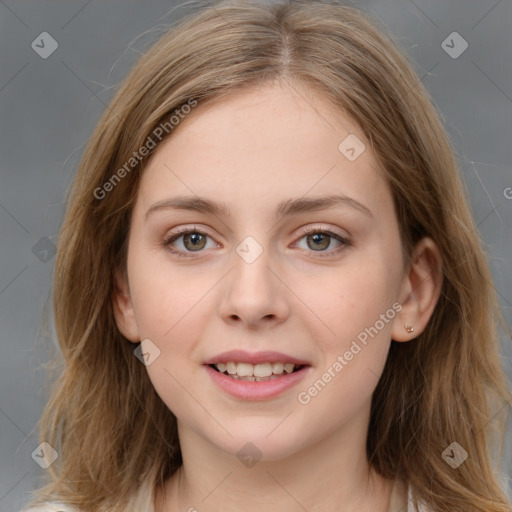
{"left": 137, "top": 82, "right": 391, "bottom": 220}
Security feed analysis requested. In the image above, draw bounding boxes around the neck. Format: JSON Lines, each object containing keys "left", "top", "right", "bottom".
{"left": 155, "top": 405, "right": 393, "bottom": 512}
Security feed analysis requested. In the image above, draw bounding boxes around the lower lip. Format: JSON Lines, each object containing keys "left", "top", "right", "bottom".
{"left": 204, "top": 365, "right": 311, "bottom": 400}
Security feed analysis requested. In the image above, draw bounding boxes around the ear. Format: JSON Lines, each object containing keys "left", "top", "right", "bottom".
{"left": 391, "top": 237, "right": 443, "bottom": 342}
{"left": 112, "top": 268, "right": 140, "bottom": 343}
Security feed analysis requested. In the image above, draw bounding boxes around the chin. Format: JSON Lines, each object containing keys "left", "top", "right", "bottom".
{"left": 209, "top": 425, "right": 308, "bottom": 463}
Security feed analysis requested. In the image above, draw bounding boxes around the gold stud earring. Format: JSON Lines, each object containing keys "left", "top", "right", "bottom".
{"left": 404, "top": 324, "right": 414, "bottom": 333}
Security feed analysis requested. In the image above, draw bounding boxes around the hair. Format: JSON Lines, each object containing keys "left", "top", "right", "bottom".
{"left": 25, "top": 1, "right": 511, "bottom": 511}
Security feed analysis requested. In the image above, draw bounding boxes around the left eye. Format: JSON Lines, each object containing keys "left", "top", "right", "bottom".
{"left": 164, "top": 227, "right": 350, "bottom": 257}
{"left": 293, "top": 228, "right": 350, "bottom": 255}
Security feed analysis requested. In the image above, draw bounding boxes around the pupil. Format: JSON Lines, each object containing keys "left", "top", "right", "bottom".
{"left": 185, "top": 233, "right": 205, "bottom": 251}
{"left": 309, "top": 233, "right": 329, "bottom": 250}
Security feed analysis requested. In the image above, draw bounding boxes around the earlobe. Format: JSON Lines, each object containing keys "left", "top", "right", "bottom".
{"left": 112, "top": 269, "right": 140, "bottom": 343}
{"left": 391, "top": 237, "right": 443, "bottom": 342}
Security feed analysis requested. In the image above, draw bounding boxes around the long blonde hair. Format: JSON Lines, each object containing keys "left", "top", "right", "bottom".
{"left": 26, "top": 1, "right": 511, "bottom": 511}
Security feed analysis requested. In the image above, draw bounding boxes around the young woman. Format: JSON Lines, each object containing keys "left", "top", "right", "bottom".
{"left": 22, "top": 1, "right": 511, "bottom": 511}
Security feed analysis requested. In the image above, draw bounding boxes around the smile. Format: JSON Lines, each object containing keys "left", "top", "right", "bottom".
{"left": 210, "top": 362, "right": 303, "bottom": 381}
{"left": 203, "top": 350, "right": 311, "bottom": 400}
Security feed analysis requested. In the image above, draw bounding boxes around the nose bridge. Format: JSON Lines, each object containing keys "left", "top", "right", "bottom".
{"left": 218, "top": 233, "right": 289, "bottom": 326}
{"left": 230, "top": 234, "right": 275, "bottom": 298}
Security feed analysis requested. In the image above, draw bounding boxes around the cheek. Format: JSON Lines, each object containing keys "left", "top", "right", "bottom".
{"left": 127, "top": 248, "right": 212, "bottom": 340}
{"left": 134, "top": 299, "right": 208, "bottom": 424}
{"left": 126, "top": 264, "right": 211, "bottom": 418}
{"left": 296, "top": 301, "right": 394, "bottom": 429}
{"left": 295, "top": 257, "right": 398, "bottom": 406}
{"left": 300, "top": 256, "right": 399, "bottom": 350}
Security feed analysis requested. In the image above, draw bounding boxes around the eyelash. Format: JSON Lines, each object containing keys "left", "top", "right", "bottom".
{"left": 163, "top": 225, "right": 351, "bottom": 258}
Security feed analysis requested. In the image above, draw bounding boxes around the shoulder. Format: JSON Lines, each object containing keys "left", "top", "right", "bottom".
{"left": 20, "top": 503, "right": 78, "bottom": 512}
{"left": 19, "top": 478, "right": 156, "bottom": 512}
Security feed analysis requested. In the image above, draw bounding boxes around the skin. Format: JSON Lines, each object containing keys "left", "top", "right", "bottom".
{"left": 114, "top": 80, "right": 443, "bottom": 512}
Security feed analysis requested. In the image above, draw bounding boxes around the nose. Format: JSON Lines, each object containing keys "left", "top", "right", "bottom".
{"left": 217, "top": 245, "right": 290, "bottom": 330}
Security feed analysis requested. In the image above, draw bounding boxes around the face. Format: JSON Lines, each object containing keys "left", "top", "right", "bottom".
{"left": 115, "top": 81, "right": 411, "bottom": 461}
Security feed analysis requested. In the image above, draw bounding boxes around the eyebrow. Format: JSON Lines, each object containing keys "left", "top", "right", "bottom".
{"left": 144, "top": 194, "right": 373, "bottom": 221}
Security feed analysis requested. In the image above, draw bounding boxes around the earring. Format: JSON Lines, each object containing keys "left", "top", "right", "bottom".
{"left": 404, "top": 324, "right": 414, "bottom": 334}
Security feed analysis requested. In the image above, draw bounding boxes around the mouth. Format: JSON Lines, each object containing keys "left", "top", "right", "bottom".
{"left": 204, "top": 350, "right": 311, "bottom": 400}
{"left": 204, "top": 352, "right": 311, "bottom": 400}
{"left": 208, "top": 362, "right": 305, "bottom": 381}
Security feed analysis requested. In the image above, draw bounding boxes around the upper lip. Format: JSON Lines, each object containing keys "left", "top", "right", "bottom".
{"left": 204, "top": 350, "right": 311, "bottom": 366}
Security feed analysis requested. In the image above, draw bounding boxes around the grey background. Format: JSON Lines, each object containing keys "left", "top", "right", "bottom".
{"left": 1, "top": 0, "right": 511, "bottom": 510}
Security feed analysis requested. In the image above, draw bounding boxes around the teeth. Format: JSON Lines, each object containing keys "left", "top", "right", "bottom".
{"left": 214, "top": 361, "right": 300, "bottom": 378}
{"left": 272, "top": 362, "right": 284, "bottom": 374}
{"left": 227, "top": 374, "right": 283, "bottom": 381}
{"left": 236, "top": 363, "right": 253, "bottom": 377}
{"left": 284, "top": 363, "right": 294, "bottom": 373}
{"left": 254, "top": 363, "right": 273, "bottom": 377}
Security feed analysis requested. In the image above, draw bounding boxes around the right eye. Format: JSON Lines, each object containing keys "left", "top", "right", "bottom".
{"left": 163, "top": 227, "right": 219, "bottom": 257}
